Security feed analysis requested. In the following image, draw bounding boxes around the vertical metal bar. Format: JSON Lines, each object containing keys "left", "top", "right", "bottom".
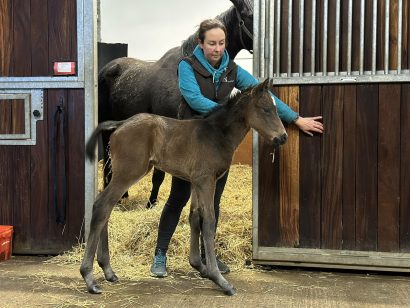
{"left": 323, "top": 0, "right": 328, "bottom": 75}
{"left": 347, "top": 0, "right": 353, "bottom": 74}
{"left": 287, "top": 0, "right": 292, "bottom": 76}
{"left": 260, "top": 0, "right": 266, "bottom": 77}
{"left": 268, "top": 0, "right": 275, "bottom": 77}
{"left": 253, "top": 0, "right": 261, "bottom": 77}
{"left": 359, "top": 0, "right": 365, "bottom": 74}
{"left": 335, "top": 0, "right": 341, "bottom": 75}
{"left": 398, "top": 0, "right": 403, "bottom": 74}
{"left": 384, "top": 0, "right": 390, "bottom": 74}
{"left": 311, "top": 0, "right": 316, "bottom": 75}
{"left": 372, "top": 0, "right": 378, "bottom": 74}
{"left": 299, "top": 0, "right": 304, "bottom": 76}
{"left": 252, "top": 0, "right": 261, "bottom": 260}
{"left": 276, "top": 0, "right": 281, "bottom": 76}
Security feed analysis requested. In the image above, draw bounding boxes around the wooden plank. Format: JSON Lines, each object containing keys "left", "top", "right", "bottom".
{"left": 291, "top": 0, "right": 300, "bottom": 73}
{"left": 66, "top": 89, "right": 85, "bottom": 243}
{"left": 321, "top": 85, "right": 343, "bottom": 250}
{"left": 30, "top": 91, "right": 50, "bottom": 251}
{"left": 390, "top": 0, "right": 399, "bottom": 70}
{"left": 31, "top": 0, "right": 49, "bottom": 76}
{"left": 0, "top": 0, "right": 12, "bottom": 76}
{"left": 342, "top": 85, "right": 357, "bottom": 250}
{"left": 11, "top": 146, "right": 31, "bottom": 252}
{"left": 351, "top": 0, "right": 362, "bottom": 71}
{"left": 12, "top": 0, "right": 31, "bottom": 76}
{"left": 400, "top": 84, "right": 410, "bottom": 251}
{"left": 303, "top": 0, "right": 313, "bottom": 73}
{"left": 258, "top": 136, "right": 281, "bottom": 246}
{"left": 356, "top": 84, "right": 378, "bottom": 251}
{"left": 299, "top": 85, "right": 322, "bottom": 248}
{"left": 363, "top": 0, "right": 373, "bottom": 71}
{"left": 48, "top": 0, "right": 77, "bottom": 72}
{"left": 11, "top": 99, "right": 25, "bottom": 134}
{"left": 0, "top": 99, "right": 12, "bottom": 134}
{"left": 377, "top": 0, "right": 386, "bottom": 71}
{"left": 0, "top": 147, "right": 13, "bottom": 225}
{"left": 47, "top": 89, "right": 67, "bottom": 249}
{"left": 258, "top": 86, "right": 281, "bottom": 247}
{"left": 378, "top": 84, "right": 400, "bottom": 252}
{"left": 327, "top": 0, "right": 336, "bottom": 73}
{"left": 403, "top": 0, "right": 409, "bottom": 70}
{"left": 280, "top": 0, "right": 289, "bottom": 74}
{"left": 340, "top": 0, "right": 349, "bottom": 72}
{"left": 278, "top": 86, "right": 299, "bottom": 247}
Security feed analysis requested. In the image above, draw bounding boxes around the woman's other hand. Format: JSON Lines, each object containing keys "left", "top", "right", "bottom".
{"left": 294, "top": 116, "right": 324, "bottom": 136}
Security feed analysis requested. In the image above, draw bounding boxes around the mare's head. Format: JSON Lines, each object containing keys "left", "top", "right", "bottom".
{"left": 229, "top": 0, "right": 254, "bottom": 53}
{"left": 244, "top": 79, "right": 288, "bottom": 147}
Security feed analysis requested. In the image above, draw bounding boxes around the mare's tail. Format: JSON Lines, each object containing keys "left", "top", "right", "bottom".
{"left": 86, "top": 120, "right": 126, "bottom": 161}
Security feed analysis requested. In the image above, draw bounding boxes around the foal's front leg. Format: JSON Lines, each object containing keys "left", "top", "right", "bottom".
{"left": 193, "top": 179, "right": 236, "bottom": 296}
{"left": 188, "top": 190, "right": 207, "bottom": 277}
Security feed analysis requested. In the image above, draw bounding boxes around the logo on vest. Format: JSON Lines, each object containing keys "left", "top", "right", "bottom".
{"left": 222, "top": 77, "right": 235, "bottom": 83}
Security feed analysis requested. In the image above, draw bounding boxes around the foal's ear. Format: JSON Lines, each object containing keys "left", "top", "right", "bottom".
{"left": 254, "top": 78, "right": 271, "bottom": 94}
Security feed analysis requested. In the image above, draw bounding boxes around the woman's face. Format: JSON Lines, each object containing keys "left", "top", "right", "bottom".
{"left": 199, "top": 28, "right": 226, "bottom": 67}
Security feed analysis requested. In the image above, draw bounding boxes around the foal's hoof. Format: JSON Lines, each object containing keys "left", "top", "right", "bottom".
{"left": 88, "top": 284, "right": 102, "bottom": 294}
{"left": 224, "top": 287, "right": 236, "bottom": 296}
{"left": 106, "top": 273, "right": 119, "bottom": 283}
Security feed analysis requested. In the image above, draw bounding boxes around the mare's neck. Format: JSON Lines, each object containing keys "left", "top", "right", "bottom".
{"left": 223, "top": 8, "right": 243, "bottom": 59}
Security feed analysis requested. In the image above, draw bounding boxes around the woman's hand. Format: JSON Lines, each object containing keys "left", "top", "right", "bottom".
{"left": 294, "top": 116, "right": 324, "bottom": 136}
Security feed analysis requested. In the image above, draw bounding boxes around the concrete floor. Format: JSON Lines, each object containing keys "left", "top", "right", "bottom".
{"left": 1, "top": 256, "right": 409, "bottom": 307}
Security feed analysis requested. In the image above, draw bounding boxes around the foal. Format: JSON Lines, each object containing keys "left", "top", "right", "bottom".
{"left": 80, "top": 79, "right": 287, "bottom": 296}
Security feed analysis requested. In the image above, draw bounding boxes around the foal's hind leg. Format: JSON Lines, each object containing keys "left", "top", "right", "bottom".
{"left": 97, "top": 222, "right": 118, "bottom": 283}
{"left": 80, "top": 183, "right": 126, "bottom": 294}
{"left": 188, "top": 190, "right": 207, "bottom": 277}
{"left": 193, "top": 179, "right": 236, "bottom": 296}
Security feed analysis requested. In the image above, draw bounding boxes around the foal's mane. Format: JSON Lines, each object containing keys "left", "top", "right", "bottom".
{"left": 181, "top": 6, "right": 237, "bottom": 56}
{"left": 201, "top": 85, "right": 255, "bottom": 120}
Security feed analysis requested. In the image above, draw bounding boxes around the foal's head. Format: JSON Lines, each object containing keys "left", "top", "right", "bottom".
{"left": 245, "top": 79, "right": 288, "bottom": 147}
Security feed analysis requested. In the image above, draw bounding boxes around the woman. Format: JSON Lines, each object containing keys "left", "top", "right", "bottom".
{"left": 151, "top": 19, "right": 324, "bottom": 277}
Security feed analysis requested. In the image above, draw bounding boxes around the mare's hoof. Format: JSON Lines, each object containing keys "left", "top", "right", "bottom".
{"left": 224, "top": 288, "right": 236, "bottom": 296}
{"left": 106, "top": 274, "right": 119, "bottom": 283}
{"left": 88, "top": 285, "right": 102, "bottom": 294}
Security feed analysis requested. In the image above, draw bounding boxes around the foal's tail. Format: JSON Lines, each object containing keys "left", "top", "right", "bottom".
{"left": 86, "top": 120, "right": 126, "bottom": 161}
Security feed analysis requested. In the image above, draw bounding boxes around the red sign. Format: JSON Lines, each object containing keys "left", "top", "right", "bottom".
{"left": 53, "top": 62, "right": 76, "bottom": 75}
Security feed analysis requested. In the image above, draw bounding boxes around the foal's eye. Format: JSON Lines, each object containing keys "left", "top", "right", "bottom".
{"left": 262, "top": 107, "right": 271, "bottom": 113}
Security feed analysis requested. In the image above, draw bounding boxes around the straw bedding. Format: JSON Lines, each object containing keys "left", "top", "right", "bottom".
{"left": 51, "top": 162, "right": 253, "bottom": 279}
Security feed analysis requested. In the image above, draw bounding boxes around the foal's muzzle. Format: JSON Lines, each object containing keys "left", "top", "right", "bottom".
{"left": 272, "top": 133, "right": 288, "bottom": 147}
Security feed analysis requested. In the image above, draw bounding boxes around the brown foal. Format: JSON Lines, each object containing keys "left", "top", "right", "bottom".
{"left": 80, "top": 78, "right": 287, "bottom": 296}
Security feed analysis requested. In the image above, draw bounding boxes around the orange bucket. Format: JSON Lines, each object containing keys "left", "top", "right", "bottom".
{"left": 0, "top": 225, "right": 13, "bottom": 262}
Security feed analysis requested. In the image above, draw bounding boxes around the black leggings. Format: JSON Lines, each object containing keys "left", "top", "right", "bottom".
{"left": 155, "top": 170, "right": 229, "bottom": 253}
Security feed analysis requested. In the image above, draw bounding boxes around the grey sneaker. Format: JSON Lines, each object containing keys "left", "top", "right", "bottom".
{"left": 201, "top": 255, "right": 230, "bottom": 274}
{"left": 150, "top": 250, "right": 167, "bottom": 277}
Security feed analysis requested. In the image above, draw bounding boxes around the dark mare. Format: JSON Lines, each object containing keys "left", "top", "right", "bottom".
{"left": 80, "top": 79, "right": 288, "bottom": 296}
{"left": 98, "top": 0, "right": 254, "bottom": 206}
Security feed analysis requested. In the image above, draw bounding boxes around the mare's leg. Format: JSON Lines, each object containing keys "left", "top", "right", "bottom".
{"left": 193, "top": 178, "right": 236, "bottom": 296}
{"left": 101, "top": 130, "right": 112, "bottom": 189}
{"left": 97, "top": 221, "right": 118, "bottom": 282}
{"left": 146, "top": 168, "right": 165, "bottom": 208}
{"left": 188, "top": 190, "right": 207, "bottom": 276}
